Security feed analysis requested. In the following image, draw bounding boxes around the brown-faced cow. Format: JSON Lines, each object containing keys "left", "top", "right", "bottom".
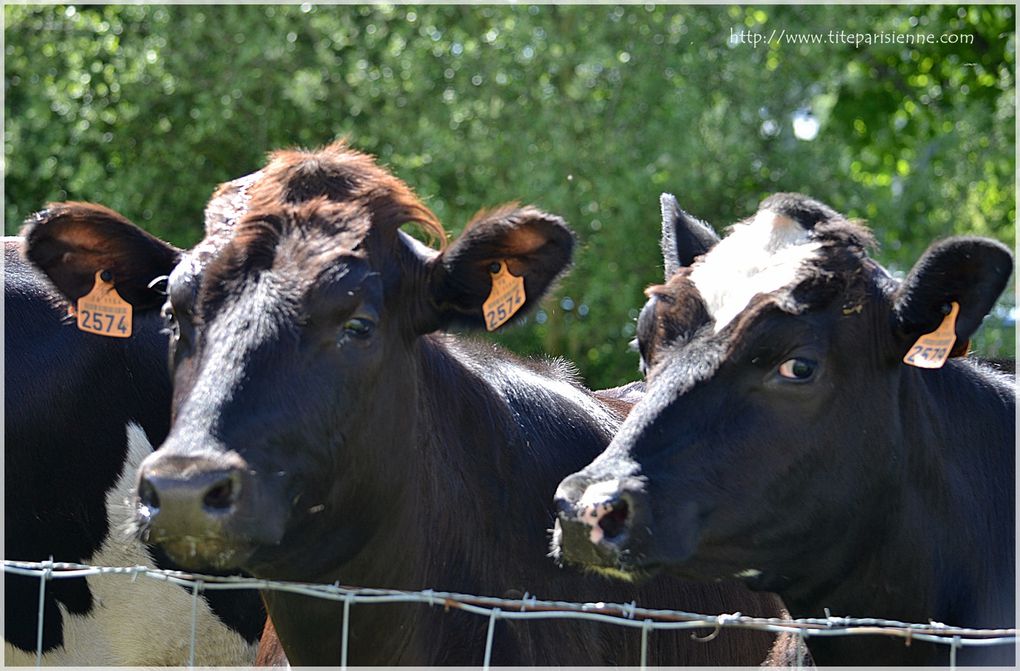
{"left": 553, "top": 193, "right": 1015, "bottom": 666}
{"left": 23, "top": 143, "right": 798, "bottom": 666}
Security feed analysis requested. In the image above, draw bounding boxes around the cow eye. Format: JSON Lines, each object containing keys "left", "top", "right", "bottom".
{"left": 341, "top": 317, "right": 375, "bottom": 339}
{"left": 160, "top": 295, "right": 199, "bottom": 368}
{"left": 160, "top": 301, "right": 177, "bottom": 330}
{"left": 777, "top": 358, "right": 816, "bottom": 381}
{"left": 161, "top": 302, "right": 184, "bottom": 368}
{"left": 160, "top": 301, "right": 181, "bottom": 344}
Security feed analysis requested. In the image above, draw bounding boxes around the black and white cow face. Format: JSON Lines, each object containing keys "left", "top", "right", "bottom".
{"left": 553, "top": 193, "right": 1012, "bottom": 590}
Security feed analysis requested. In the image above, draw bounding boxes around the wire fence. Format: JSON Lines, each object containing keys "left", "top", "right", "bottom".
{"left": 5, "top": 559, "right": 1016, "bottom": 669}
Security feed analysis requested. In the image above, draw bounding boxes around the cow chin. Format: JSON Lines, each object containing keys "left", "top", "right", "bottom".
{"left": 551, "top": 517, "right": 654, "bottom": 582}
{"left": 150, "top": 533, "right": 256, "bottom": 572}
{"left": 552, "top": 495, "right": 704, "bottom": 585}
{"left": 240, "top": 520, "right": 373, "bottom": 583}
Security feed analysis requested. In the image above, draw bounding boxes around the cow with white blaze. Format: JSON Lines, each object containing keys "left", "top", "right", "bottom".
{"left": 553, "top": 192, "right": 1015, "bottom": 666}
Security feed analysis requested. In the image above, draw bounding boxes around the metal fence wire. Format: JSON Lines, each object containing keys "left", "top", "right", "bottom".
{"left": 5, "top": 559, "right": 1016, "bottom": 669}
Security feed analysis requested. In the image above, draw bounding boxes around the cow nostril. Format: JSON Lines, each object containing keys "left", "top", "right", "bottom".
{"left": 598, "top": 499, "right": 630, "bottom": 541}
{"left": 137, "top": 477, "right": 160, "bottom": 511}
{"left": 202, "top": 475, "right": 238, "bottom": 512}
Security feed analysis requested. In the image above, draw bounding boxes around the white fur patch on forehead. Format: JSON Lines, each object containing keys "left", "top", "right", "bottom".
{"left": 689, "top": 209, "right": 821, "bottom": 332}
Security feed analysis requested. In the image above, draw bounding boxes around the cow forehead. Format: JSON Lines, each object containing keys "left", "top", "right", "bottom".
{"left": 196, "top": 142, "right": 442, "bottom": 261}
{"left": 194, "top": 230, "right": 372, "bottom": 326}
{"left": 205, "top": 170, "right": 263, "bottom": 239}
{"left": 644, "top": 196, "right": 879, "bottom": 385}
{"left": 689, "top": 208, "right": 822, "bottom": 333}
{"left": 185, "top": 141, "right": 444, "bottom": 312}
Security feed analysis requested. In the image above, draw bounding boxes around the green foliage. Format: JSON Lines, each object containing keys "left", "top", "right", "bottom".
{"left": 6, "top": 5, "right": 1015, "bottom": 387}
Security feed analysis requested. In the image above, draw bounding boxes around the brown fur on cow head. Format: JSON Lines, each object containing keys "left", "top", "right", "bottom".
{"left": 22, "top": 141, "right": 573, "bottom": 339}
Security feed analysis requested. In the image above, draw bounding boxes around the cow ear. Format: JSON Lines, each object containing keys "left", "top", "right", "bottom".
{"left": 415, "top": 205, "right": 574, "bottom": 333}
{"left": 22, "top": 202, "right": 181, "bottom": 310}
{"left": 891, "top": 236, "right": 1013, "bottom": 356}
{"left": 659, "top": 193, "right": 718, "bottom": 280}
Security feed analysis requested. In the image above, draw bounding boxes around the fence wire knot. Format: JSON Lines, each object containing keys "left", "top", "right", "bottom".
{"left": 690, "top": 625, "right": 721, "bottom": 643}
{"left": 623, "top": 600, "right": 638, "bottom": 620}
{"left": 825, "top": 609, "right": 849, "bottom": 628}
{"left": 693, "top": 611, "right": 741, "bottom": 642}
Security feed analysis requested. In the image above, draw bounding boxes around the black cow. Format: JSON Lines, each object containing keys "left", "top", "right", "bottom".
{"left": 22, "top": 143, "right": 799, "bottom": 666}
{"left": 553, "top": 193, "right": 1015, "bottom": 666}
{"left": 5, "top": 237, "right": 265, "bottom": 663}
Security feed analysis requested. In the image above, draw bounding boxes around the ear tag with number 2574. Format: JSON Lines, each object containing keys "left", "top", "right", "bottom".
{"left": 76, "top": 270, "right": 133, "bottom": 338}
{"left": 902, "top": 301, "right": 958, "bottom": 369}
{"left": 482, "top": 261, "right": 525, "bottom": 331}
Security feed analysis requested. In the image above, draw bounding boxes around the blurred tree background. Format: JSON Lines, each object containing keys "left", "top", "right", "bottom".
{"left": 5, "top": 4, "right": 1015, "bottom": 388}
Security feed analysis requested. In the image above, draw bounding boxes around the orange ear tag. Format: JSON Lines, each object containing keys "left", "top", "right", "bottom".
{"left": 482, "top": 261, "right": 526, "bottom": 331}
{"left": 76, "top": 270, "right": 133, "bottom": 338}
{"left": 902, "top": 301, "right": 958, "bottom": 369}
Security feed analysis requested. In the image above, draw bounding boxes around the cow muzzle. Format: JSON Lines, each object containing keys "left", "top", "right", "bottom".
{"left": 552, "top": 474, "right": 652, "bottom": 577}
{"left": 135, "top": 450, "right": 286, "bottom": 570}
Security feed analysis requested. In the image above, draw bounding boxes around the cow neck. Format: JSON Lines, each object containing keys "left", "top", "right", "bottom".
{"left": 393, "top": 333, "right": 544, "bottom": 589}
{"left": 273, "top": 332, "right": 620, "bottom": 665}
{"left": 343, "top": 331, "right": 618, "bottom": 592}
{"left": 893, "top": 360, "right": 1014, "bottom": 626}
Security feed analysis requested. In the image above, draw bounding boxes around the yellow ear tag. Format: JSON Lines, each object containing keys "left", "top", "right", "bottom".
{"left": 903, "top": 301, "right": 958, "bottom": 369}
{"left": 482, "top": 261, "right": 526, "bottom": 331}
{"left": 76, "top": 270, "right": 133, "bottom": 338}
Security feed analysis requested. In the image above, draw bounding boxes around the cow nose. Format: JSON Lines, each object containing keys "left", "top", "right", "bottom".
{"left": 135, "top": 452, "right": 249, "bottom": 543}
{"left": 556, "top": 476, "right": 647, "bottom": 546}
{"left": 137, "top": 466, "right": 242, "bottom": 517}
{"left": 553, "top": 474, "right": 650, "bottom": 571}
{"left": 575, "top": 480, "right": 638, "bottom": 545}
{"left": 134, "top": 447, "right": 289, "bottom": 571}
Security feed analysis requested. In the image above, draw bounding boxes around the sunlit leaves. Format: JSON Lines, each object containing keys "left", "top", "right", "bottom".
{"left": 5, "top": 4, "right": 1014, "bottom": 381}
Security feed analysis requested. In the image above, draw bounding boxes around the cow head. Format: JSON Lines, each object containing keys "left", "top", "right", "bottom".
{"left": 23, "top": 141, "right": 573, "bottom": 579}
{"left": 552, "top": 192, "right": 1012, "bottom": 593}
